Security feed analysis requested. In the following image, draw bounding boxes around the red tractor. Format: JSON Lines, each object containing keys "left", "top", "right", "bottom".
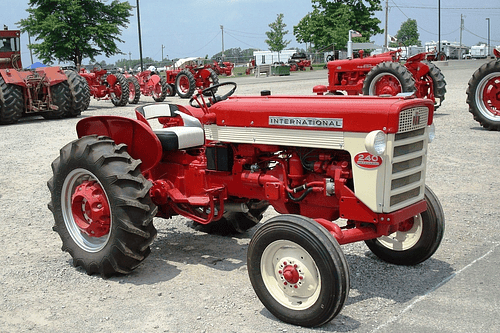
{"left": 0, "top": 28, "right": 89, "bottom": 125}
{"left": 125, "top": 68, "right": 173, "bottom": 104}
{"left": 162, "top": 57, "right": 219, "bottom": 99}
{"left": 466, "top": 47, "right": 500, "bottom": 130}
{"left": 289, "top": 52, "right": 313, "bottom": 71}
{"left": 48, "top": 83, "right": 444, "bottom": 327}
{"left": 314, "top": 49, "right": 447, "bottom": 110}
{"left": 211, "top": 57, "right": 234, "bottom": 76}
{"left": 79, "top": 66, "right": 129, "bottom": 106}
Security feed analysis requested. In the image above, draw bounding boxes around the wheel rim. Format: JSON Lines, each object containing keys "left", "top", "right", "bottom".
{"left": 377, "top": 215, "right": 423, "bottom": 251}
{"left": 475, "top": 72, "right": 500, "bottom": 119}
{"left": 61, "top": 168, "right": 112, "bottom": 252}
{"left": 261, "top": 240, "right": 321, "bottom": 310}
{"left": 152, "top": 83, "right": 162, "bottom": 99}
{"left": 369, "top": 73, "right": 402, "bottom": 96}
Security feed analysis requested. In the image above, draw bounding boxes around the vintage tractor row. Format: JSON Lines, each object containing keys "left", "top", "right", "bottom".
{"left": 0, "top": 28, "right": 90, "bottom": 125}
{"left": 314, "top": 49, "right": 447, "bottom": 110}
{"left": 466, "top": 47, "right": 500, "bottom": 130}
{"left": 48, "top": 81, "right": 444, "bottom": 327}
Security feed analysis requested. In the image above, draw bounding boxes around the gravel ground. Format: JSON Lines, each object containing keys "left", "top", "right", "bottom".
{"left": 1, "top": 59, "right": 499, "bottom": 333}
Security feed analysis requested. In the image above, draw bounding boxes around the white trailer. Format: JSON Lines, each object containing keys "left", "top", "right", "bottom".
{"left": 470, "top": 44, "right": 488, "bottom": 59}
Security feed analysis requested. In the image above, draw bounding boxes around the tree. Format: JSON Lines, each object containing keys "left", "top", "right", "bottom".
{"left": 17, "top": 0, "right": 133, "bottom": 69}
{"left": 294, "top": 0, "right": 383, "bottom": 51}
{"left": 265, "top": 13, "right": 291, "bottom": 62}
{"left": 389, "top": 19, "right": 421, "bottom": 47}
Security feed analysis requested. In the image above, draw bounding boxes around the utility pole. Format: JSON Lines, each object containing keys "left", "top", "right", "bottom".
{"left": 486, "top": 18, "right": 490, "bottom": 58}
{"left": 438, "top": 0, "right": 441, "bottom": 56}
{"left": 220, "top": 25, "right": 224, "bottom": 59}
{"left": 161, "top": 44, "right": 165, "bottom": 63}
{"left": 136, "top": 0, "right": 143, "bottom": 71}
{"left": 384, "top": 0, "right": 389, "bottom": 51}
{"left": 459, "top": 14, "right": 463, "bottom": 60}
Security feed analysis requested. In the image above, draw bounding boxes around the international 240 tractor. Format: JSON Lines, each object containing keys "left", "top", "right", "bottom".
{"left": 125, "top": 69, "right": 173, "bottom": 104}
{"left": 48, "top": 83, "right": 444, "bottom": 327}
{"left": 0, "top": 27, "right": 89, "bottom": 125}
{"left": 79, "top": 66, "right": 129, "bottom": 106}
{"left": 466, "top": 46, "right": 500, "bottom": 130}
{"left": 314, "top": 49, "right": 447, "bottom": 110}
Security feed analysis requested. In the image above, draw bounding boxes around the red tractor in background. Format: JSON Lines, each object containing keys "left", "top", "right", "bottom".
{"left": 79, "top": 66, "right": 129, "bottom": 106}
{"left": 48, "top": 82, "right": 444, "bottom": 327}
{"left": 466, "top": 47, "right": 500, "bottom": 130}
{"left": 288, "top": 52, "right": 313, "bottom": 71}
{"left": 0, "top": 27, "right": 89, "bottom": 125}
{"left": 211, "top": 57, "right": 234, "bottom": 76}
{"left": 162, "top": 57, "right": 219, "bottom": 99}
{"left": 314, "top": 49, "right": 446, "bottom": 110}
{"left": 125, "top": 68, "right": 173, "bottom": 104}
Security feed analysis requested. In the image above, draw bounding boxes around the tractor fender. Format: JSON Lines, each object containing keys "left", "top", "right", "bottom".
{"left": 34, "top": 66, "right": 68, "bottom": 86}
{"left": 76, "top": 116, "right": 162, "bottom": 173}
{"left": 106, "top": 74, "right": 117, "bottom": 86}
{"left": 147, "top": 74, "right": 161, "bottom": 86}
{"left": 197, "top": 68, "right": 212, "bottom": 79}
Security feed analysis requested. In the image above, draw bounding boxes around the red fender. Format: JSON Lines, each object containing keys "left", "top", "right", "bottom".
{"left": 147, "top": 74, "right": 161, "bottom": 86}
{"left": 76, "top": 115, "right": 162, "bottom": 173}
{"left": 106, "top": 74, "right": 117, "bottom": 86}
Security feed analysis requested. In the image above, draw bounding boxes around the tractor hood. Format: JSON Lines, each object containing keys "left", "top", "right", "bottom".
{"left": 210, "top": 94, "right": 434, "bottom": 134}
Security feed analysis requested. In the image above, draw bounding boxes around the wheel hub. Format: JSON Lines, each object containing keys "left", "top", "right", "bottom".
{"left": 71, "top": 180, "right": 110, "bottom": 237}
{"left": 274, "top": 257, "right": 315, "bottom": 297}
{"left": 483, "top": 76, "right": 500, "bottom": 116}
{"left": 375, "top": 75, "right": 402, "bottom": 95}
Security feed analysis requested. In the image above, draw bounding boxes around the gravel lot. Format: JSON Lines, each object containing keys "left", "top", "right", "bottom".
{"left": 1, "top": 59, "right": 499, "bottom": 333}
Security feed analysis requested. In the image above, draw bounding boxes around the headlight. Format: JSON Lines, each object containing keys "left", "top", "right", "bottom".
{"left": 365, "top": 130, "right": 386, "bottom": 156}
{"left": 428, "top": 123, "right": 435, "bottom": 143}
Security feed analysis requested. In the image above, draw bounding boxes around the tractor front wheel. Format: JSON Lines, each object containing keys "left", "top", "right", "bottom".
{"left": 365, "top": 186, "right": 444, "bottom": 265}
{"left": 127, "top": 76, "right": 141, "bottom": 104}
{"left": 248, "top": 215, "right": 349, "bottom": 327}
{"left": 175, "top": 70, "right": 196, "bottom": 99}
{"left": 362, "top": 62, "right": 415, "bottom": 96}
{"left": 47, "top": 135, "right": 157, "bottom": 277}
{"left": 0, "top": 76, "right": 23, "bottom": 125}
{"left": 466, "top": 60, "right": 500, "bottom": 130}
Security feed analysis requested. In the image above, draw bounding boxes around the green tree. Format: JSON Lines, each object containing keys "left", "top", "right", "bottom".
{"left": 294, "top": 0, "right": 383, "bottom": 51}
{"left": 18, "top": 0, "right": 133, "bottom": 69}
{"left": 265, "top": 13, "right": 291, "bottom": 62}
{"left": 389, "top": 19, "right": 421, "bottom": 47}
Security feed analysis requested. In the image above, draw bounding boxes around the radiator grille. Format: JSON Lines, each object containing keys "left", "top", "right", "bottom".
{"left": 385, "top": 107, "right": 429, "bottom": 211}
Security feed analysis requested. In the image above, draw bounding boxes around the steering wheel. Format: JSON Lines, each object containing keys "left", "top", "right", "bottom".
{"left": 189, "top": 82, "right": 237, "bottom": 108}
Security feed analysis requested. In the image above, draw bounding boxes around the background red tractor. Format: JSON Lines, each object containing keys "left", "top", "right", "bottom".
{"left": 466, "top": 47, "right": 500, "bottom": 130}
{"left": 125, "top": 68, "right": 173, "bottom": 104}
{"left": 79, "top": 66, "right": 129, "bottom": 106}
{"left": 162, "top": 57, "right": 219, "bottom": 99}
{"left": 0, "top": 28, "right": 89, "bottom": 125}
{"left": 288, "top": 52, "right": 313, "bottom": 71}
{"left": 48, "top": 82, "right": 444, "bottom": 327}
{"left": 211, "top": 57, "right": 234, "bottom": 76}
{"left": 314, "top": 49, "right": 447, "bottom": 110}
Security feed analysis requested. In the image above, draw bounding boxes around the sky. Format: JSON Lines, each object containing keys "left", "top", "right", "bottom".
{"left": 3, "top": 0, "right": 499, "bottom": 66}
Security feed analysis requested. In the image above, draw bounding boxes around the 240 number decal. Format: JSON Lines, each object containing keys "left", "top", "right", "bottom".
{"left": 354, "top": 152, "right": 383, "bottom": 169}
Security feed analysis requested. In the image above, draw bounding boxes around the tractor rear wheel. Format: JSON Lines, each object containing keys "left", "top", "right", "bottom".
{"left": 42, "top": 81, "right": 72, "bottom": 119}
{"left": 202, "top": 69, "right": 219, "bottom": 96}
{"left": 362, "top": 62, "right": 415, "bottom": 96}
{"left": 175, "top": 70, "right": 196, "bottom": 99}
{"left": 48, "top": 135, "right": 157, "bottom": 277}
{"left": 248, "top": 215, "right": 350, "bottom": 327}
{"left": 152, "top": 76, "right": 168, "bottom": 102}
{"left": 466, "top": 60, "right": 500, "bottom": 130}
{"left": 0, "top": 76, "right": 23, "bottom": 125}
{"left": 64, "top": 70, "right": 90, "bottom": 117}
{"left": 365, "top": 186, "right": 444, "bottom": 265}
{"left": 127, "top": 76, "right": 141, "bottom": 104}
{"left": 193, "top": 201, "right": 268, "bottom": 235}
{"left": 110, "top": 73, "right": 129, "bottom": 106}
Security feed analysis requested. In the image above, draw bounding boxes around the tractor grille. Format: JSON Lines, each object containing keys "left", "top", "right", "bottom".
{"left": 384, "top": 107, "right": 429, "bottom": 212}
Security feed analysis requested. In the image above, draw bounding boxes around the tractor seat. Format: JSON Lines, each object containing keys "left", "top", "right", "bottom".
{"left": 136, "top": 104, "right": 205, "bottom": 151}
